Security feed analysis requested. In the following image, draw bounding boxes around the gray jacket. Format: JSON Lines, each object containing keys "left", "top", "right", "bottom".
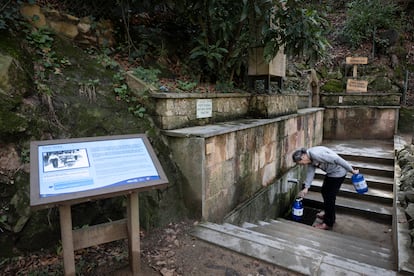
{"left": 303, "top": 146, "right": 354, "bottom": 188}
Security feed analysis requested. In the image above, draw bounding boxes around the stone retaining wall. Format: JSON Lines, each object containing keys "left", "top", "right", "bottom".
{"left": 164, "top": 108, "right": 323, "bottom": 222}
{"left": 148, "top": 93, "right": 299, "bottom": 130}
{"left": 320, "top": 92, "right": 401, "bottom": 106}
{"left": 150, "top": 92, "right": 249, "bottom": 130}
{"left": 126, "top": 71, "right": 299, "bottom": 130}
{"left": 223, "top": 171, "right": 302, "bottom": 225}
{"left": 323, "top": 106, "right": 400, "bottom": 139}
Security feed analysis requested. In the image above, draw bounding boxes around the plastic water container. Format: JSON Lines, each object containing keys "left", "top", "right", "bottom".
{"left": 292, "top": 197, "right": 304, "bottom": 221}
{"left": 351, "top": 173, "right": 368, "bottom": 194}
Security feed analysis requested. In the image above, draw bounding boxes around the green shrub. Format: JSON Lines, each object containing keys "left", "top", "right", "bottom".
{"left": 132, "top": 66, "right": 160, "bottom": 85}
{"left": 321, "top": 79, "right": 344, "bottom": 93}
{"left": 370, "top": 76, "right": 392, "bottom": 92}
{"left": 341, "top": 0, "right": 399, "bottom": 49}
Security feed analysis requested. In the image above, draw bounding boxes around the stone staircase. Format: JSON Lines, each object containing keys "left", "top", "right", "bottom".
{"left": 304, "top": 139, "right": 395, "bottom": 224}
{"left": 191, "top": 139, "right": 400, "bottom": 275}
{"left": 191, "top": 219, "right": 395, "bottom": 275}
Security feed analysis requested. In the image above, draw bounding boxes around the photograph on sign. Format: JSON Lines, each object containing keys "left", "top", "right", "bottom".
{"left": 43, "top": 149, "right": 89, "bottom": 172}
{"left": 30, "top": 134, "right": 168, "bottom": 208}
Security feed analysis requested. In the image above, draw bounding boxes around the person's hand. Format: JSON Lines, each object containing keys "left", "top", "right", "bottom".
{"left": 298, "top": 187, "right": 309, "bottom": 198}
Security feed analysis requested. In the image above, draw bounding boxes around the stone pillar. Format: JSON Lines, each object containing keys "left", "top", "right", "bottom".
{"left": 308, "top": 69, "right": 320, "bottom": 107}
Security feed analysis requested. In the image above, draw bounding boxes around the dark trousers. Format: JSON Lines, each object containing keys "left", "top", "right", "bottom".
{"left": 321, "top": 175, "right": 345, "bottom": 227}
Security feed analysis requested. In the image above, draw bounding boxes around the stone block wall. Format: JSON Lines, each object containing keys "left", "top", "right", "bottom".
{"left": 151, "top": 93, "right": 250, "bottom": 130}
{"left": 164, "top": 108, "right": 323, "bottom": 222}
{"left": 149, "top": 92, "right": 298, "bottom": 130}
{"left": 323, "top": 106, "right": 399, "bottom": 140}
{"left": 320, "top": 92, "right": 401, "bottom": 106}
{"left": 249, "top": 95, "right": 299, "bottom": 118}
{"left": 223, "top": 170, "right": 302, "bottom": 225}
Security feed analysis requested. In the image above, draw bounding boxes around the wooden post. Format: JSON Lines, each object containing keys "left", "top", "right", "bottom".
{"left": 59, "top": 195, "right": 141, "bottom": 276}
{"left": 59, "top": 205, "right": 76, "bottom": 276}
{"left": 127, "top": 192, "right": 140, "bottom": 274}
{"left": 353, "top": 64, "right": 358, "bottom": 78}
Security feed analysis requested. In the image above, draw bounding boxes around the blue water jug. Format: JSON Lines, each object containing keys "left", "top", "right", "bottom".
{"left": 351, "top": 173, "right": 368, "bottom": 194}
{"left": 292, "top": 197, "right": 304, "bottom": 221}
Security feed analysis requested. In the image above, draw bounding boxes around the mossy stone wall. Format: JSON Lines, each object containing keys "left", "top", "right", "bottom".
{"left": 164, "top": 108, "right": 324, "bottom": 222}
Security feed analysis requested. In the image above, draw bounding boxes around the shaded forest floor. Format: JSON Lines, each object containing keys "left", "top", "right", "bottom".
{"left": 1, "top": 219, "right": 297, "bottom": 275}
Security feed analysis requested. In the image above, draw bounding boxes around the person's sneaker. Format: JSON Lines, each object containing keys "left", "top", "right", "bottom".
{"left": 316, "top": 210, "right": 325, "bottom": 219}
{"left": 313, "top": 223, "right": 332, "bottom": 230}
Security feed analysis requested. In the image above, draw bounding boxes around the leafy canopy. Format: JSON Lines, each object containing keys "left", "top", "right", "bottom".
{"left": 342, "top": 0, "right": 400, "bottom": 49}
{"left": 262, "top": 0, "right": 331, "bottom": 64}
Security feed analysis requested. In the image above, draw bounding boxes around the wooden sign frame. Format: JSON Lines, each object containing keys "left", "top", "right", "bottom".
{"left": 30, "top": 134, "right": 169, "bottom": 275}
{"left": 346, "top": 79, "right": 368, "bottom": 93}
{"left": 30, "top": 134, "right": 168, "bottom": 209}
{"left": 346, "top": 57, "right": 368, "bottom": 65}
{"left": 346, "top": 56, "right": 368, "bottom": 92}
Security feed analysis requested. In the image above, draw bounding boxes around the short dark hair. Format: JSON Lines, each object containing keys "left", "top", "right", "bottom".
{"left": 292, "top": 148, "right": 307, "bottom": 162}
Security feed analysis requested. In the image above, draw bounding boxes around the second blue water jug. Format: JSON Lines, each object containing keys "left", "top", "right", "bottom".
{"left": 351, "top": 173, "right": 368, "bottom": 194}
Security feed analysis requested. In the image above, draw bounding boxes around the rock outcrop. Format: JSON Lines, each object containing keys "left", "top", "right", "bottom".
{"left": 396, "top": 144, "right": 414, "bottom": 245}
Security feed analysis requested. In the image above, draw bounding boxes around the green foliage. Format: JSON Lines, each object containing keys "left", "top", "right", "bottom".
{"left": 112, "top": 70, "right": 147, "bottom": 117}
{"left": 321, "top": 79, "right": 344, "bottom": 93}
{"left": 398, "top": 107, "right": 414, "bottom": 133}
{"left": 96, "top": 51, "right": 119, "bottom": 69}
{"left": 342, "top": 0, "right": 399, "bottom": 49}
{"left": 241, "top": 0, "right": 276, "bottom": 48}
{"left": 25, "top": 28, "right": 58, "bottom": 72}
{"left": 0, "top": 1, "right": 24, "bottom": 30}
{"left": 168, "top": 0, "right": 250, "bottom": 83}
{"left": 215, "top": 81, "right": 235, "bottom": 93}
{"left": 20, "top": 148, "right": 30, "bottom": 163}
{"left": 24, "top": 27, "right": 73, "bottom": 97}
{"left": 116, "top": 0, "right": 331, "bottom": 86}
{"left": 190, "top": 39, "right": 229, "bottom": 71}
{"left": 132, "top": 66, "right": 160, "bottom": 85}
{"left": 114, "top": 84, "right": 128, "bottom": 99}
{"left": 176, "top": 80, "right": 198, "bottom": 91}
{"left": 128, "top": 104, "right": 146, "bottom": 118}
{"left": 263, "top": 0, "right": 331, "bottom": 64}
{"left": 25, "top": 28, "right": 54, "bottom": 50}
{"left": 112, "top": 72, "right": 129, "bottom": 101}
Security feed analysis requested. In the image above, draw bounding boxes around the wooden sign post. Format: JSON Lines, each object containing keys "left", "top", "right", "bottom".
{"left": 30, "top": 134, "right": 169, "bottom": 275}
{"left": 346, "top": 57, "right": 368, "bottom": 92}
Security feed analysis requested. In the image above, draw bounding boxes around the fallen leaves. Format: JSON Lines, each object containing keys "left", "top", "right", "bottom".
{"left": 142, "top": 221, "right": 190, "bottom": 276}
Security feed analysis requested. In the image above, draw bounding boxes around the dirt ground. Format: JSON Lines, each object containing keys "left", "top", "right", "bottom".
{"left": 113, "top": 219, "right": 299, "bottom": 276}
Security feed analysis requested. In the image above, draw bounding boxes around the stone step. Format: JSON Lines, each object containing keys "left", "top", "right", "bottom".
{"left": 191, "top": 221, "right": 396, "bottom": 275}
{"left": 240, "top": 219, "right": 394, "bottom": 270}
{"left": 339, "top": 153, "right": 394, "bottom": 166}
{"left": 310, "top": 179, "right": 393, "bottom": 204}
{"left": 303, "top": 190, "right": 393, "bottom": 223}
{"left": 348, "top": 160, "right": 394, "bottom": 177}
{"left": 314, "top": 168, "right": 394, "bottom": 191}
{"left": 268, "top": 218, "right": 392, "bottom": 254}
{"left": 321, "top": 139, "right": 394, "bottom": 164}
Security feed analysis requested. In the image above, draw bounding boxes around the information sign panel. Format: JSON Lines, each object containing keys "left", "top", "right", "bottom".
{"left": 346, "top": 79, "right": 368, "bottom": 92}
{"left": 196, "top": 99, "right": 213, "bottom": 118}
{"left": 30, "top": 134, "right": 168, "bottom": 208}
